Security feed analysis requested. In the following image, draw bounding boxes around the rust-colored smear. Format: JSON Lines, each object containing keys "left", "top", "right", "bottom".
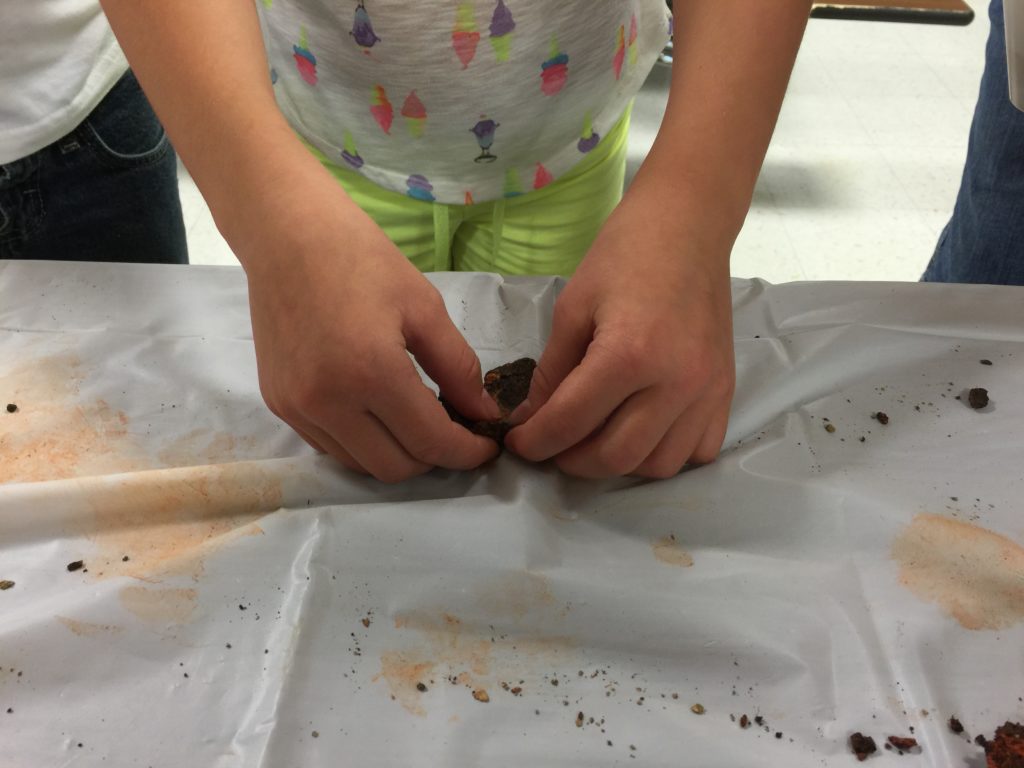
{"left": 56, "top": 616, "right": 124, "bottom": 638}
{"left": 0, "top": 354, "right": 143, "bottom": 484}
{"left": 475, "top": 572, "right": 557, "bottom": 618}
{"left": 119, "top": 586, "right": 197, "bottom": 625}
{"left": 157, "top": 430, "right": 261, "bottom": 468}
{"left": 893, "top": 514, "right": 1024, "bottom": 630}
{"left": 379, "top": 611, "right": 574, "bottom": 717}
{"left": 79, "top": 463, "right": 279, "bottom": 582}
{"left": 653, "top": 535, "right": 694, "bottom": 568}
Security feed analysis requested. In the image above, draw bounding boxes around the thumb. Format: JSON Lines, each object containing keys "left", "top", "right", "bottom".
{"left": 508, "top": 296, "right": 592, "bottom": 425}
{"left": 406, "top": 302, "right": 501, "bottom": 423}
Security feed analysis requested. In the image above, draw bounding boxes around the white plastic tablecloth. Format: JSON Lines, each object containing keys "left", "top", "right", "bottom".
{"left": 0, "top": 260, "right": 1021, "bottom": 767}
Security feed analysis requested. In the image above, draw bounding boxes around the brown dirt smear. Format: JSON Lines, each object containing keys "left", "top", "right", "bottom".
{"left": 893, "top": 514, "right": 1024, "bottom": 630}
{"left": 119, "top": 586, "right": 198, "bottom": 626}
{"left": 652, "top": 535, "right": 694, "bottom": 568}
{"left": 56, "top": 616, "right": 124, "bottom": 638}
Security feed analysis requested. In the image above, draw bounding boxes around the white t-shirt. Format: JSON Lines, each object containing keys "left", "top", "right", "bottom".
{"left": 0, "top": 1, "right": 127, "bottom": 165}
{"left": 258, "top": 0, "right": 671, "bottom": 204}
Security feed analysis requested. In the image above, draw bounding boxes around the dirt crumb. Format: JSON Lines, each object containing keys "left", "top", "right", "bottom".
{"left": 5, "top": 404, "right": 17, "bottom": 413}
{"left": 740, "top": 714, "right": 749, "bottom": 729}
{"left": 950, "top": 717, "right": 964, "bottom": 734}
{"left": 66, "top": 560, "right": 84, "bottom": 572}
{"left": 984, "top": 721, "right": 1024, "bottom": 768}
{"left": 968, "top": 388, "right": 989, "bottom": 409}
{"left": 691, "top": 703, "right": 705, "bottom": 715}
{"left": 888, "top": 736, "right": 918, "bottom": 752}
{"left": 874, "top": 412, "right": 889, "bottom": 425}
{"left": 416, "top": 683, "right": 427, "bottom": 692}
{"left": 0, "top": 580, "right": 14, "bottom": 591}
{"left": 850, "top": 733, "right": 877, "bottom": 761}
{"left": 472, "top": 689, "right": 490, "bottom": 703}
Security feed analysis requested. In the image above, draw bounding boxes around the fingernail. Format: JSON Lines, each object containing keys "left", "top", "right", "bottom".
{"left": 506, "top": 399, "right": 532, "bottom": 426}
{"left": 479, "top": 390, "right": 502, "bottom": 420}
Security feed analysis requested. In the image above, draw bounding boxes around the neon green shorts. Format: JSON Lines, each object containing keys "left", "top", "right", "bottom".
{"left": 308, "top": 109, "right": 630, "bottom": 277}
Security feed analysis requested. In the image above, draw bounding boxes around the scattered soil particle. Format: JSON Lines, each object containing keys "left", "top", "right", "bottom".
{"left": 551, "top": 679, "right": 559, "bottom": 687}
{"left": 740, "top": 714, "right": 749, "bottom": 729}
{"left": 576, "top": 712, "right": 584, "bottom": 728}
{"left": 984, "top": 721, "right": 1024, "bottom": 768}
{"left": 6, "top": 404, "right": 17, "bottom": 413}
{"left": 775, "top": 732, "right": 783, "bottom": 739}
{"left": 362, "top": 618, "right": 371, "bottom": 628}
{"left": 0, "top": 581, "right": 14, "bottom": 591}
{"left": 950, "top": 717, "right": 965, "bottom": 734}
{"left": 510, "top": 687, "right": 522, "bottom": 696}
{"left": 416, "top": 683, "right": 427, "bottom": 692}
{"left": 874, "top": 412, "right": 889, "bottom": 425}
{"left": 824, "top": 423, "right": 836, "bottom": 434}
{"left": 66, "top": 560, "right": 84, "bottom": 572}
{"left": 981, "top": 359, "right": 993, "bottom": 366}
{"left": 691, "top": 704, "right": 705, "bottom": 715}
{"left": 755, "top": 716, "right": 764, "bottom": 726}
{"left": 888, "top": 736, "right": 918, "bottom": 752}
{"left": 969, "top": 388, "right": 989, "bottom": 409}
{"left": 472, "top": 689, "right": 490, "bottom": 703}
{"left": 5, "top": 708, "right": 11, "bottom": 714}
{"left": 311, "top": 731, "right": 319, "bottom": 738}
{"left": 850, "top": 733, "right": 878, "bottom": 761}
{"left": 977, "top": 734, "right": 989, "bottom": 748}
{"left": 441, "top": 358, "right": 536, "bottom": 445}
{"left": 121, "top": 556, "right": 129, "bottom": 562}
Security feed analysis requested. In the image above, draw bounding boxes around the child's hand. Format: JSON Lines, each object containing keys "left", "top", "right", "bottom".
{"left": 505, "top": 193, "right": 735, "bottom": 479}
{"left": 240, "top": 179, "right": 500, "bottom": 483}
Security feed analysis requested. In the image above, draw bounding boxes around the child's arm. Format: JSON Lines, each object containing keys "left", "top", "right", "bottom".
{"left": 100, "top": 1, "right": 500, "bottom": 482}
{"left": 507, "top": 0, "right": 812, "bottom": 478}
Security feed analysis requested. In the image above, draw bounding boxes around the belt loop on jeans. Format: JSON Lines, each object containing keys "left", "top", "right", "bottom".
{"left": 432, "top": 204, "right": 451, "bottom": 271}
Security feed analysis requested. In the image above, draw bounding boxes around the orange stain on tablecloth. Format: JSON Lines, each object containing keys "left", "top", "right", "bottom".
{"left": 56, "top": 616, "right": 124, "bottom": 638}
{"left": 653, "top": 534, "right": 694, "bottom": 568}
{"left": 0, "top": 354, "right": 142, "bottom": 484}
{"left": 893, "top": 514, "right": 1024, "bottom": 630}
{"left": 80, "top": 462, "right": 278, "bottom": 582}
{"left": 119, "top": 586, "right": 198, "bottom": 625}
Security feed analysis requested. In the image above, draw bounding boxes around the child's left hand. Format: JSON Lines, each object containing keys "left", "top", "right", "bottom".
{"left": 505, "top": 190, "right": 735, "bottom": 479}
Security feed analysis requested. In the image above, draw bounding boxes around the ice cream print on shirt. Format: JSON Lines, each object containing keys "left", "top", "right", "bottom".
{"left": 471, "top": 117, "right": 499, "bottom": 163}
{"left": 292, "top": 26, "right": 317, "bottom": 85}
{"left": 258, "top": 1, "right": 670, "bottom": 205}
{"left": 351, "top": 1, "right": 381, "bottom": 51}
{"left": 489, "top": 0, "right": 515, "bottom": 62}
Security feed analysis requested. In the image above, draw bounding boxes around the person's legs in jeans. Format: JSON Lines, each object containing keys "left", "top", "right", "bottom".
{"left": 0, "top": 70, "right": 188, "bottom": 263}
{"left": 923, "top": 0, "right": 1024, "bottom": 284}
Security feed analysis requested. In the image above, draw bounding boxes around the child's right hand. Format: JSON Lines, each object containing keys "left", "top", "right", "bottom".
{"left": 233, "top": 165, "right": 501, "bottom": 482}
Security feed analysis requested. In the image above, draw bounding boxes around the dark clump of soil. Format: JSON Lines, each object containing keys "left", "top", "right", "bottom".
{"left": 984, "top": 721, "right": 1024, "bottom": 768}
{"left": 66, "top": 560, "right": 84, "bottom": 572}
{"left": 5, "top": 404, "right": 17, "bottom": 414}
{"left": 740, "top": 714, "right": 749, "bottom": 729}
{"left": 850, "top": 732, "right": 878, "bottom": 761}
{"left": 968, "top": 388, "right": 989, "bottom": 410}
{"left": 980, "top": 359, "right": 993, "bottom": 366}
{"left": 0, "top": 580, "right": 14, "bottom": 591}
{"left": 874, "top": 412, "right": 889, "bottom": 425}
{"left": 888, "top": 736, "right": 919, "bottom": 753}
{"left": 950, "top": 717, "right": 965, "bottom": 734}
{"left": 441, "top": 358, "right": 536, "bottom": 446}
{"left": 416, "top": 683, "right": 427, "bottom": 692}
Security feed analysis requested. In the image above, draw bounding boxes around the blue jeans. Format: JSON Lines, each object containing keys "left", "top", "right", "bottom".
{"left": 0, "top": 70, "right": 187, "bottom": 263}
{"left": 923, "top": 0, "right": 1024, "bottom": 284}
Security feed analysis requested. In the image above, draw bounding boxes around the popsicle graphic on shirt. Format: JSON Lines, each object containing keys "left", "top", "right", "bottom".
{"left": 452, "top": 3, "right": 481, "bottom": 69}
{"left": 401, "top": 91, "right": 427, "bottom": 138}
{"left": 351, "top": 1, "right": 381, "bottom": 51}
{"left": 370, "top": 85, "right": 393, "bottom": 134}
{"left": 406, "top": 174, "right": 435, "bottom": 201}
{"left": 489, "top": 0, "right": 515, "bottom": 62}
{"left": 612, "top": 24, "right": 625, "bottom": 80}
{"left": 340, "top": 131, "right": 364, "bottom": 170}
{"left": 628, "top": 14, "right": 639, "bottom": 66}
{"left": 578, "top": 112, "right": 600, "bottom": 153}
{"left": 540, "top": 37, "right": 569, "bottom": 96}
{"left": 293, "top": 27, "right": 317, "bottom": 85}
{"left": 533, "top": 163, "right": 553, "bottom": 190}
{"left": 470, "top": 117, "right": 499, "bottom": 163}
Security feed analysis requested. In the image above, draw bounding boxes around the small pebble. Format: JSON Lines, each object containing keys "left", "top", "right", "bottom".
{"left": 968, "top": 388, "right": 989, "bottom": 409}
{"left": 691, "top": 703, "right": 706, "bottom": 715}
{"left": 824, "top": 423, "right": 836, "bottom": 434}
{"left": 416, "top": 683, "right": 427, "bottom": 692}
{"left": 874, "top": 412, "right": 889, "bottom": 425}
{"left": 0, "top": 580, "right": 14, "bottom": 591}
{"left": 472, "top": 689, "right": 490, "bottom": 703}
{"left": 66, "top": 560, "right": 84, "bottom": 572}
{"left": 5, "top": 404, "right": 17, "bottom": 413}
{"left": 980, "top": 359, "right": 993, "bottom": 366}
{"left": 311, "top": 730, "right": 319, "bottom": 738}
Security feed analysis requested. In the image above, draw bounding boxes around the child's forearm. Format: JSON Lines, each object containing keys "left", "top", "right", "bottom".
{"left": 633, "top": 0, "right": 811, "bottom": 254}
{"left": 98, "top": 2, "right": 321, "bottom": 253}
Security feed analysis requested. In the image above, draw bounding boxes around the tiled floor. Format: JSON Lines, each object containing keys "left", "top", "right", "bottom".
{"left": 181, "top": 8, "right": 990, "bottom": 283}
